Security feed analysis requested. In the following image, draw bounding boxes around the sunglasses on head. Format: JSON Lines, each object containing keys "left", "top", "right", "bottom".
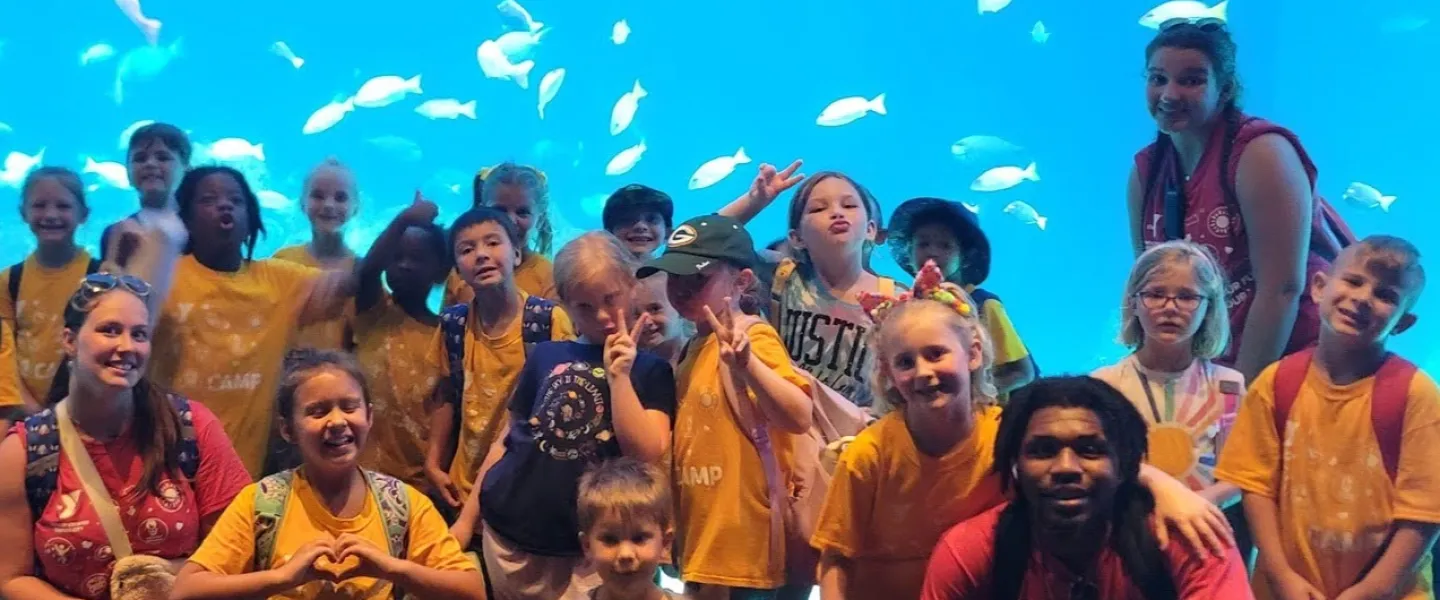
{"left": 1159, "top": 16, "right": 1227, "bottom": 32}
{"left": 69, "top": 272, "right": 152, "bottom": 312}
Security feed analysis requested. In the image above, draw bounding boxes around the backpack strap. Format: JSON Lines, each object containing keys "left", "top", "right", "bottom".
{"left": 713, "top": 330, "right": 785, "bottom": 576}
{"left": 439, "top": 304, "right": 470, "bottom": 401}
{"left": 769, "top": 259, "right": 798, "bottom": 330}
{"left": 362, "top": 470, "right": 411, "bottom": 559}
{"left": 7, "top": 262, "right": 22, "bottom": 320}
{"left": 252, "top": 470, "right": 296, "bottom": 572}
{"left": 85, "top": 257, "right": 101, "bottom": 275}
{"left": 520, "top": 295, "right": 555, "bottom": 354}
{"left": 168, "top": 395, "right": 202, "bottom": 480}
{"left": 1370, "top": 355, "right": 1418, "bottom": 481}
{"left": 1271, "top": 347, "right": 1316, "bottom": 444}
{"left": 23, "top": 407, "right": 62, "bottom": 523}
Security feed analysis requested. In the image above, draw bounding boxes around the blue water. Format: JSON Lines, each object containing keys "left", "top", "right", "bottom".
{"left": 0, "top": 0, "right": 1434, "bottom": 374}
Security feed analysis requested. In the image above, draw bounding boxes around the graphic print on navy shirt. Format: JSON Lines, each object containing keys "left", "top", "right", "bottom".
{"left": 480, "top": 340, "right": 676, "bottom": 557}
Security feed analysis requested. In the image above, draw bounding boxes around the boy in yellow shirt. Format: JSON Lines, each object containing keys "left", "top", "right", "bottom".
{"left": 1216, "top": 235, "right": 1440, "bottom": 600}
{"left": 425, "top": 206, "right": 575, "bottom": 518}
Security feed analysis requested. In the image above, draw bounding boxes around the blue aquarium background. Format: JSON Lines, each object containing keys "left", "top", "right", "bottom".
{"left": 0, "top": 0, "right": 1434, "bottom": 375}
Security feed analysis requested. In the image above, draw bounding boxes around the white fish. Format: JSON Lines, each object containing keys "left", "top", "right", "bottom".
{"left": 80, "top": 43, "right": 116, "bottom": 66}
{"left": 978, "top": 0, "right": 1012, "bottom": 15}
{"left": 497, "top": 0, "right": 544, "bottom": 33}
{"left": 113, "top": 38, "right": 182, "bottom": 105}
{"left": 416, "top": 99, "right": 477, "bottom": 120}
{"left": 816, "top": 94, "right": 887, "bottom": 127}
{"left": 1139, "top": 0, "right": 1229, "bottom": 29}
{"left": 1032, "top": 22, "right": 1050, "bottom": 43}
{"left": 0, "top": 122, "right": 12, "bottom": 134}
{"left": 477, "top": 40, "right": 534, "bottom": 89}
{"left": 270, "top": 41, "right": 304, "bottom": 69}
{"left": 612, "top": 20, "right": 631, "bottom": 44}
{"left": 1004, "top": 201, "right": 1047, "bottom": 230}
{"left": 83, "top": 157, "right": 131, "bottom": 190}
{"left": 951, "top": 135, "right": 1023, "bottom": 161}
{"left": 354, "top": 75, "right": 422, "bottom": 108}
{"left": 495, "top": 28, "right": 548, "bottom": 63}
{"left": 537, "top": 68, "right": 566, "bottom": 118}
{"left": 118, "top": 119, "right": 155, "bottom": 149}
{"left": 605, "top": 140, "right": 647, "bottom": 176}
{"left": 303, "top": 97, "right": 354, "bottom": 134}
{"left": 257, "top": 190, "right": 293, "bottom": 211}
{"left": 971, "top": 162, "right": 1039, "bottom": 192}
{"left": 610, "top": 80, "right": 648, "bottom": 136}
{"left": 368, "top": 136, "right": 423, "bottom": 161}
{"left": 115, "top": 0, "right": 162, "bottom": 45}
{"left": 206, "top": 138, "right": 265, "bottom": 161}
{"left": 1342, "top": 182, "right": 1397, "bottom": 212}
{"left": 688, "top": 148, "right": 751, "bottom": 190}
{"left": 0, "top": 149, "right": 45, "bottom": 188}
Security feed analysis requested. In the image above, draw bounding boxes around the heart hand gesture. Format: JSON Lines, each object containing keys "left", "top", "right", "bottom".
{"left": 748, "top": 160, "right": 805, "bottom": 206}
{"left": 277, "top": 533, "right": 338, "bottom": 587}
{"left": 704, "top": 299, "right": 752, "bottom": 369}
{"left": 335, "top": 533, "right": 402, "bottom": 580}
{"left": 605, "top": 311, "right": 650, "bottom": 379}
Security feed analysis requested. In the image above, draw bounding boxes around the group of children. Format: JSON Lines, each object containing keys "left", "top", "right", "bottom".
{"left": 0, "top": 120, "right": 1434, "bottom": 600}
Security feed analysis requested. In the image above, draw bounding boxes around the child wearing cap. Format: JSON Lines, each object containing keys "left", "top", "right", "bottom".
{"left": 887, "top": 197, "right": 1036, "bottom": 398}
{"left": 639, "top": 214, "right": 816, "bottom": 600}
{"left": 604, "top": 184, "right": 675, "bottom": 260}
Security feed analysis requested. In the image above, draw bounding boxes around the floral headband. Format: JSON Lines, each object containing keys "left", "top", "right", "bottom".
{"left": 858, "top": 259, "right": 974, "bottom": 324}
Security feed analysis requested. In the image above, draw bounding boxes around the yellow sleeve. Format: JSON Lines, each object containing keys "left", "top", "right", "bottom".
{"left": 261, "top": 259, "right": 325, "bottom": 323}
{"left": 0, "top": 268, "right": 12, "bottom": 323}
{"left": 1392, "top": 372, "right": 1440, "bottom": 525}
{"left": 0, "top": 320, "right": 19, "bottom": 407}
{"left": 549, "top": 304, "right": 577, "bottom": 341}
{"left": 270, "top": 245, "right": 310, "bottom": 265}
{"left": 403, "top": 486, "right": 480, "bottom": 571}
{"left": 982, "top": 300, "right": 1029, "bottom": 367}
{"left": 1214, "top": 364, "right": 1282, "bottom": 499}
{"left": 747, "top": 322, "right": 812, "bottom": 396}
{"left": 809, "top": 424, "right": 882, "bottom": 557}
{"left": 443, "top": 270, "right": 467, "bottom": 308}
{"left": 187, "top": 483, "right": 260, "bottom": 574}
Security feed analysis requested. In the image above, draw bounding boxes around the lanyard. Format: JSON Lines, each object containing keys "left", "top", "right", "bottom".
{"left": 1163, "top": 152, "right": 1188, "bottom": 240}
{"left": 1137, "top": 370, "right": 1165, "bottom": 423}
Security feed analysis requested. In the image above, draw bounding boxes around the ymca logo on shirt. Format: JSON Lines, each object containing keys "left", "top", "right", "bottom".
{"left": 528, "top": 361, "right": 611, "bottom": 461}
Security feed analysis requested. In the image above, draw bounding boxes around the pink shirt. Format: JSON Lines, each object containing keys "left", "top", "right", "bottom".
{"left": 9, "top": 400, "right": 251, "bottom": 599}
{"left": 1134, "top": 115, "right": 1329, "bottom": 366}
{"left": 920, "top": 503, "right": 1253, "bottom": 600}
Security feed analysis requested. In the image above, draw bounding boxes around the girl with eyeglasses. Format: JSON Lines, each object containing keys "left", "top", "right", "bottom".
{"left": 0, "top": 273, "right": 252, "bottom": 600}
{"left": 1127, "top": 17, "right": 1356, "bottom": 386}
{"left": 1092, "top": 242, "right": 1245, "bottom": 510}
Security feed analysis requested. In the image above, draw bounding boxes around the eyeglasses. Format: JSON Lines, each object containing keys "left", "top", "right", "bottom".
{"left": 69, "top": 272, "right": 152, "bottom": 312}
{"left": 1135, "top": 290, "right": 1206, "bottom": 311}
{"left": 1159, "top": 16, "right": 1227, "bottom": 32}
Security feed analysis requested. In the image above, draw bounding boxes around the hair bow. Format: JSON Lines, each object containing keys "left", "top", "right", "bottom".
{"left": 858, "top": 259, "right": 973, "bottom": 324}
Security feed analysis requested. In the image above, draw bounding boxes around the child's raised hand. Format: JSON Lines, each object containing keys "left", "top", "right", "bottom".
{"left": 749, "top": 160, "right": 805, "bottom": 205}
{"left": 605, "top": 310, "right": 650, "bottom": 379}
{"left": 704, "top": 299, "right": 752, "bottom": 369}
{"left": 402, "top": 190, "right": 440, "bottom": 225}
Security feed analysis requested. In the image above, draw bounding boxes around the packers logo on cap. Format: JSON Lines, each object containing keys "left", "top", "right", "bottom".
{"left": 668, "top": 225, "right": 698, "bottom": 248}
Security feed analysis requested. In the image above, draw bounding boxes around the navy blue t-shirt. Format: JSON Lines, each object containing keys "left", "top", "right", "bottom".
{"left": 480, "top": 340, "right": 676, "bottom": 556}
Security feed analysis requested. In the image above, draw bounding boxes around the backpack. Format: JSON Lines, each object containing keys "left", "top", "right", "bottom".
{"left": 714, "top": 312, "right": 870, "bottom": 586}
{"left": 1272, "top": 347, "right": 1418, "bottom": 481}
{"left": 438, "top": 295, "right": 556, "bottom": 402}
{"left": 7, "top": 257, "right": 102, "bottom": 324}
{"left": 252, "top": 468, "right": 411, "bottom": 598}
{"left": 23, "top": 394, "right": 200, "bottom": 524}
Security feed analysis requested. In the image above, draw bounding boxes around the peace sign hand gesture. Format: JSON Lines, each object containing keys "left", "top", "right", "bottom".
{"left": 605, "top": 311, "right": 651, "bottom": 379}
{"left": 704, "top": 299, "right": 752, "bottom": 369}
{"left": 748, "top": 160, "right": 805, "bottom": 206}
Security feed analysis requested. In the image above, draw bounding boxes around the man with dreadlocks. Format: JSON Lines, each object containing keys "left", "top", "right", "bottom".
{"left": 920, "top": 376, "right": 1252, "bottom": 599}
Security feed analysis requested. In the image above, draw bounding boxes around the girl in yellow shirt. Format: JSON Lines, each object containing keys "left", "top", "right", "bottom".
{"left": 272, "top": 158, "right": 361, "bottom": 352}
{"left": 172, "top": 350, "right": 484, "bottom": 600}
{"left": 149, "top": 166, "right": 402, "bottom": 478}
{"left": 443, "top": 163, "right": 556, "bottom": 305}
{"left": 1, "top": 167, "right": 95, "bottom": 412}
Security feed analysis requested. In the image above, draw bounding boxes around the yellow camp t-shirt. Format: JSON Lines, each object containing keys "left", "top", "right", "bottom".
{"left": 187, "top": 470, "right": 477, "bottom": 600}
{"left": 0, "top": 319, "right": 20, "bottom": 408}
{"left": 1216, "top": 362, "right": 1440, "bottom": 600}
{"left": 673, "top": 321, "right": 811, "bottom": 589}
{"left": 0, "top": 251, "right": 95, "bottom": 403}
{"left": 428, "top": 292, "right": 574, "bottom": 499}
{"left": 810, "top": 407, "right": 1006, "bottom": 600}
{"left": 442, "top": 252, "right": 557, "bottom": 307}
{"left": 355, "top": 291, "right": 440, "bottom": 488}
{"left": 272, "top": 244, "right": 355, "bottom": 351}
{"left": 149, "top": 255, "right": 321, "bottom": 477}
